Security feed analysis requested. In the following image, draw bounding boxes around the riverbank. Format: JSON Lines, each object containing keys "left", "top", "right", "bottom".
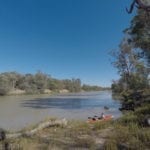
{"left": 1, "top": 104, "right": 149, "bottom": 150}
{"left": 6, "top": 89, "right": 69, "bottom": 96}
{"left": 0, "top": 88, "right": 110, "bottom": 97}
{"left": 0, "top": 118, "right": 113, "bottom": 149}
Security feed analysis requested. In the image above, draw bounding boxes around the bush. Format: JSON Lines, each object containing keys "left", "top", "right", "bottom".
{"left": 117, "top": 112, "right": 138, "bottom": 125}
{"left": 104, "top": 104, "right": 150, "bottom": 150}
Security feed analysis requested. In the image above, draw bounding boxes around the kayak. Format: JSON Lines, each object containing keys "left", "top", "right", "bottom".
{"left": 87, "top": 115, "right": 114, "bottom": 123}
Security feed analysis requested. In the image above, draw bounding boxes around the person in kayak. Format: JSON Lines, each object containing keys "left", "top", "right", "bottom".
{"left": 98, "top": 112, "right": 105, "bottom": 120}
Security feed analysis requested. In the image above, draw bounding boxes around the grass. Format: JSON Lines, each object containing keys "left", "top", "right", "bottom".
{"left": 92, "top": 120, "right": 113, "bottom": 130}
{"left": 103, "top": 104, "right": 150, "bottom": 150}
{"left": 104, "top": 139, "right": 118, "bottom": 150}
{"left": 3, "top": 119, "right": 150, "bottom": 150}
{"left": 5, "top": 119, "right": 112, "bottom": 149}
{"left": 104, "top": 123, "right": 150, "bottom": 150}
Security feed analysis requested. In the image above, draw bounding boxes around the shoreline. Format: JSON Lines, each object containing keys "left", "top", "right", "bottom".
{"left": 0, "top": 89, "right": 110, "bottom": 97}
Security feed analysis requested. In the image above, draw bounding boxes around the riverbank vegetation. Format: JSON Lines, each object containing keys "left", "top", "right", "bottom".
{"left": 108, "top": 7, "right": 150, "bottom": 150}
{"left": 0, "top": 118, "right": 113, "bottom": 150}
{"left": 111, "top": 8, "right": 150, "bottom": 92}
{"left": 111, "top": 8, "right": 150, "bottom": 110}
{"left": 0, "top": 71, "right": 105, "bottom": 96}
{"left": 104, "top": 103, "right": 150, "bottom": 150}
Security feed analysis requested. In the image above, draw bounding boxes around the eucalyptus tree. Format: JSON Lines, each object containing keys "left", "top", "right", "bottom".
{"left": 124, "top": 3, "right": 150, "bottom": 90}
{"left": 112, "top": 38, "right": 148, "bottom": 92}
{"left": 1, "top": 72, "right": 21, "bottom": 90}
{"left": 125, "top": 9, "right": 150, "bottom": 64}
{"left": 34, "top": 71, "right": 49, "bottom": 93}
{"left": 112, "top": 0, "right": 150, "bottom": 93}
{"left": 0, "top": 74, "right": 11, "bottom": 95}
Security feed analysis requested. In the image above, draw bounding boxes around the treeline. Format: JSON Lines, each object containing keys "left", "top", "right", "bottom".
{"left": 82, "top": 84, "right": 109, "bottom": 91}
{"left": 0, "top": 71, "right": 103, "bottom": 96}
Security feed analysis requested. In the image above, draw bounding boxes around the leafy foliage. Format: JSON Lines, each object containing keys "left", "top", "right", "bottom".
{"left": 111, "top": 40, "right": 149, "bottom": 93}
{"left": 82, "top": 84, "right": 102, "bottom": 91}
{"left": 111, "top": 8, "right": 150, "bottom": 112}
{"left": 125, "top": 10, "right": 150, "bottom": 62}
{"left": 0, "top": 71, "right": 102, "bottom": 95}
{"left": 104, "top": 103, "right": 150, "bottom": 150}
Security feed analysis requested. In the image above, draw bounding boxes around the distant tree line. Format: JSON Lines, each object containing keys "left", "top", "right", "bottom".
{"left": 82, "top": 84, "right": 105, "bottom": 91}
{"left": 0, "top": 71, "right": 104, "bottom": 96}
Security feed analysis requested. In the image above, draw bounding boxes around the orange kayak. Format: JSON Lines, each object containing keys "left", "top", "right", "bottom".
{"left": 87, "top": 115, "right": 114, "bottom": 123}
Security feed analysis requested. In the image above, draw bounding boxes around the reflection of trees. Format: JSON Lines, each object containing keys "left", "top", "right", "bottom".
{"left": 21, "top": 98, "right": 84, "bottom": 109}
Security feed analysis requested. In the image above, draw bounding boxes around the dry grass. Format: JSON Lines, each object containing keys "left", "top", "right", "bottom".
{"left": 5, "top": 120, "right": 112, "bottom": 150}
{"left": 103, "top": 105, "right": 150, "bottom": 150}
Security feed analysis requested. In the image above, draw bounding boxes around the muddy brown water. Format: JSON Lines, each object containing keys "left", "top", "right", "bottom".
{"left": 0, "top": 91, "right": 122, "bottom": 131}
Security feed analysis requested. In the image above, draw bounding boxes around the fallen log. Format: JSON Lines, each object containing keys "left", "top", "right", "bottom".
{"left": 6, "top": 118, "right": 67, "bottom": 139}
{"left": 25, "top": 118, "right": 67, "bottom": 136}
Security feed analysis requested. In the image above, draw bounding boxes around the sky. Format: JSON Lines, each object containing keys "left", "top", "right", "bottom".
{"left": 0, "top": 0, "right": 134, "bottom": 87}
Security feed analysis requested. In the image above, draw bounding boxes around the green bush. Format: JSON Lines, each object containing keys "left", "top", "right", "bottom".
{"left": 135, "top": 104, "right": 150, "bottom": 115}
{"left": 117, "top": 112, "right": 138, "bottom": 125}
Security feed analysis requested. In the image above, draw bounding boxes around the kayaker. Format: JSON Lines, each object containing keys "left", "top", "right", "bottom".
{"left": 97, "top": 113, "right": 105, "bottom": 120}
{"left": 101, "top": 112, "right": 105, "bottom": 119}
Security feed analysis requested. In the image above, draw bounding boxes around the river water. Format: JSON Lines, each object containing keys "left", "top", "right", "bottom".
{"left": 0, "top": 91, "right": 121, "bottom": 131}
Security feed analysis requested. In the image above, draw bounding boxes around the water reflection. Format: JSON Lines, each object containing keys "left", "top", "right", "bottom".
{"left": 21, "top": 98, "right": 86, "bottom": 109}
{"left": 21, "top": 91, "right": 121, "bottom": 110}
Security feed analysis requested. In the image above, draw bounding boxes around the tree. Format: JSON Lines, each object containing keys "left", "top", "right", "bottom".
{"left": 125, "top": 10, "right": 150, "bottom": 63}
{"left": 0, "top": 74, "right": 11, "bottom": 95}
{"left": 62, "top": 78, "right": 81, "bottom": 92}
{"left": 20, "top": 74, "right": 37, "bottom": 94}
{"left": 47, "top": 78, "right": 64, "bottom": 91}
{"left": 82, "top": 84, "right": 102, "bottom": 91}
{"left": 126, "top": 0, "right": 150, "bottom": 14}
{"left": 71, "top": 78, "right": 81, "bottom": 92}
{"left": 111, "top": 38, "right": 149, "bottom": 92}
{"left": 34, "top": 71, "right": 48, "bottom": 93}
{"left": 1, "top": 72, "right": 21, "bottom": 90}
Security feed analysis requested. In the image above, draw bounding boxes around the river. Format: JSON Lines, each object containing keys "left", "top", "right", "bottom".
{"left": 0, "top": 91, "right": 121, "bottom": 131}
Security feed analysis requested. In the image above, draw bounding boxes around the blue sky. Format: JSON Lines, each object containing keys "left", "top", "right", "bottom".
{"left": 0, "top": 0, "right": 134, "bottom": 87}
